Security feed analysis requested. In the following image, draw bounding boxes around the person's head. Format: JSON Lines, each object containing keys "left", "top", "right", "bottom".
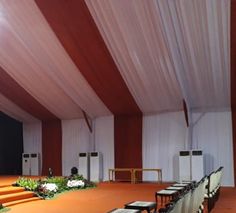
{"left": 71, "top": 167, "right": 78, "bottom": 176}
{"left": 48, "top": 167, "right": 53, "bottom": 178}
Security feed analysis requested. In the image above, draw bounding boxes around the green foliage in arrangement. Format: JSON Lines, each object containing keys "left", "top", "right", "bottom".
{"left": 13, "top": 175, "right": 96, "bottom": 199}
{"left": 14, "top": 177, "right": 39, "bottom": 191}
{"left": 0, "top": 207, "right": 10, "bottom": 212}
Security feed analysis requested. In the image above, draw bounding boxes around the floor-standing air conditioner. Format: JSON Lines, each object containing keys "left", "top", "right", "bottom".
{"left": 179, "top": 151, "right": 191, "bottom": 182}
{"left": 90, "top": 152, "right": 103, "bottom": 182}
{"left": 22, "top": 153, "right": 30, "bottom": 175}
{"left": 191, "top": 150, "right": 204, "bottom": 181}
{"left": 30, "top": 153, "right": 40, "bottom": 176}
{"left": 78, "top": 152, "right": 90, "bottom": 180}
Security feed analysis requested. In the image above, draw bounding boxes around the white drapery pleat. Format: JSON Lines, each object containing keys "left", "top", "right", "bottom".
{"left": 86, "top": 0, "right": 183, "bottom": 113}
{"left": 157, "top": 0, "right": 230, "bottom": 111}
{"left": 143, "top": 112, "right": 187, "bottom": 182}
{"left": 23, "top": 122, "right": 42, "bottom": 173}
{"left": 62, "top": 116, "right": 114, "bottom": 180}
{"left": 86, "top": 0, "right": 230, "bottom": 113}
{"left": 62, "top": 119, "right": 93, "bottom": 176}
{"left": 0, "top": 94, "right": 39, "bottom": 123}
{"left": 0, "top": 0, "right": 110, "bottom": 119}
{"left": 143, "top": 111, "right": 234, "bottom": 186}
{"left": 192, "top": 111, "right": 234, "bottom": 186}
{"left": 94, "top": 116, "right": 114, "bottom": 180}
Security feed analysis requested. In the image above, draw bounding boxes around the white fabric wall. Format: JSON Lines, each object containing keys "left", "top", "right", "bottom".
{"left": 94, "top": 116, "right": 114, "bottom": 181}
{"left": 62, "top": 119, "right": 93, "bottom": 176}
{"left": 192, "top": 111, "right": 234, "bottom": 186}
{"left": 143, "top": 111, "right": 187, "bottom": 182}
{"left": 23, "top": 122, "right": 42, "bottom": 173}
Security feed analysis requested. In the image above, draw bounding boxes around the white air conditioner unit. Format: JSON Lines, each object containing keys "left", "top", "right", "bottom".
{"left": 191, "top": 150, "right": 204, "bottom": 181}
{"left": 30, "top": 153, "right": 40, "bottom": 176}
{"left": 78, "top": 152, "right": 90, "bottom": 180}
{"left": 90, "top": 152, "right": 103, "bottom": 182}
{"left": 179, "top": 151, "right": 191, "bottom": 182}
{"left": 22, "top": 153, "right": 30, "bottom": 175}
{"left": 22, "top": 153, "right": 40, "bottom": 176}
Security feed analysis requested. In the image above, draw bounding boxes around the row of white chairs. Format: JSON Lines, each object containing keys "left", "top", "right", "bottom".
{"left": 205, "top": 167, "right": 223, "bottom": 212}
{"left": 159, "top": 167, "right": 223, "bottom": 213}
{"left": 159, "top": 177, "right": 207, "bottom": 213}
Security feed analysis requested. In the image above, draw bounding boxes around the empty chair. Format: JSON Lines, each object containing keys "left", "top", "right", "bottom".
{"left": 173, "top": 196, "right": 185, "bottom": 213}
{"left": 181, "top": 190, "right": 192, "bottom": 213}
{"left": 205, "top": 167, "right": 224, "bottom": 212}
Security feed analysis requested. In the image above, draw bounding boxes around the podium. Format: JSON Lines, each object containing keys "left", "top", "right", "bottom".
{"left": 90, "top": 152, "right": 103, "bottom": 182}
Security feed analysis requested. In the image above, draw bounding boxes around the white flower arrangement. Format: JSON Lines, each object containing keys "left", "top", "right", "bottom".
{"left": 67, "top": 180, "right": 85, "bottom": 188}
{"left": 42, "top": 183, "right": 58, "bottom": 192}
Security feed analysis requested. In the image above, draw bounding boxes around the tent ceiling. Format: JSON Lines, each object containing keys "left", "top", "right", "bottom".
{"left": 0, "top": 0, "right": 111, "bottom": 122}
{"left": 86, "top": 0, "right": 230, "bottom": 113}
{"left": 0, "top": 0, "right": 231, "bottom": 122}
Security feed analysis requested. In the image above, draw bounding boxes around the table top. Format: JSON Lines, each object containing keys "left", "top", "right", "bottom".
{"left": 109, "top": 168, "right": 162, "bottom": 171}
{"left": 133, "top": 168, "right": 162, "bottom": 171}
{"left": 156, "top": 189, "right": 178, "bottom": 195}
{"left": 166, "top": 186, "right": 184, "bottom": 190}
{"left": 172, "top": 183, "right": 189, "bottom": 187}
{"left": 126, "top": 201, "right": 156, "bottom": 207}
{"left": 109, "top": 168, "right": 133, "bottom": 171}
{"left": 107, "top": 208, "right": 141, "bottom": 213}
{"left": 125, "top": 201, "right": 156, "bottom": 211}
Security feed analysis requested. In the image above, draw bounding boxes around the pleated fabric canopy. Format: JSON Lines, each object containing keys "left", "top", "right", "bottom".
{"left": 0, "top": 0, "right": 230, "bottom": 122}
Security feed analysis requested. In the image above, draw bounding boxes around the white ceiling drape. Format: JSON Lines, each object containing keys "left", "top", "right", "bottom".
{"left": 86, "top": 0, "right": 230, "bottom": 113}
{"left": 0, "top": 0, "right": 111, "bottom": 119}
{"left": 86, "top": 0, "right": 183, "bottom": 114}
{"left": 157, "top": 0, "right": 230, "bottom": 111}
{"left": 0, "top": 0, "right": 229, "bottom": 120}
{"left": 0, "top": 94, "right": 39, "bottom": 123}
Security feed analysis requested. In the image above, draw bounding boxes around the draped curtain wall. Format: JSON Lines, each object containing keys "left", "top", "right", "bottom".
{"left": 62, "top": 119, "right": 93, "bottom": 176}
{"left": 42, "top": 120, "right": 62, "bottom": 176}
{"left": 192, "top": 111, "right": 234, "bottom": 186}
{"left": 23, "top": 122, "right": 42, "bottom": 173}
{"left": 94, "top": 116, "right": 114, "bottom": 180}
{"left": 114, "top": 114, "right": 142, "bottom": 180}
{"left": 143, "top": 111, "right": 187, "bottom": 182}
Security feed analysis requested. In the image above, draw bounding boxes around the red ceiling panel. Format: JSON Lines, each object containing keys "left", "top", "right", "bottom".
{"left": 35, "top": 0, "right": 142, "bottom": 116}
{"left": 0, "top": 67, "right": 58, "bottom": 121}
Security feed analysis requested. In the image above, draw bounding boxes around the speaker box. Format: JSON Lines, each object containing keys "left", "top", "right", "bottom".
{"left": 179, "top": 151, "right": 191, "bottom": 182}
{"left": 90, "top": 152, "right": 103, "bottom": 182}
{"left": 191, "top": 150, "right": 204, "bottom": 181}
{"left": 78, "top": 152, "right": 90, "bottom": 180}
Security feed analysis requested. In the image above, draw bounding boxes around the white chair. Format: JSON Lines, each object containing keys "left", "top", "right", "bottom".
{"left": 181, "top": 190, "right": 192, "bottom": 213}
{"left": 205, "top": 167, "right": 224, "bottom": 212}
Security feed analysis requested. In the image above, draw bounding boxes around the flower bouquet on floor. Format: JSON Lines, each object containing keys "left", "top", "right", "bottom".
{"left": 13, "top": 174, "right": 96, "bottom": 199}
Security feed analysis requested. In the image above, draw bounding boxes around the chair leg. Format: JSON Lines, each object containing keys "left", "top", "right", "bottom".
{"left": 207, "top": 197, "right": 213, "bottom": 212}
